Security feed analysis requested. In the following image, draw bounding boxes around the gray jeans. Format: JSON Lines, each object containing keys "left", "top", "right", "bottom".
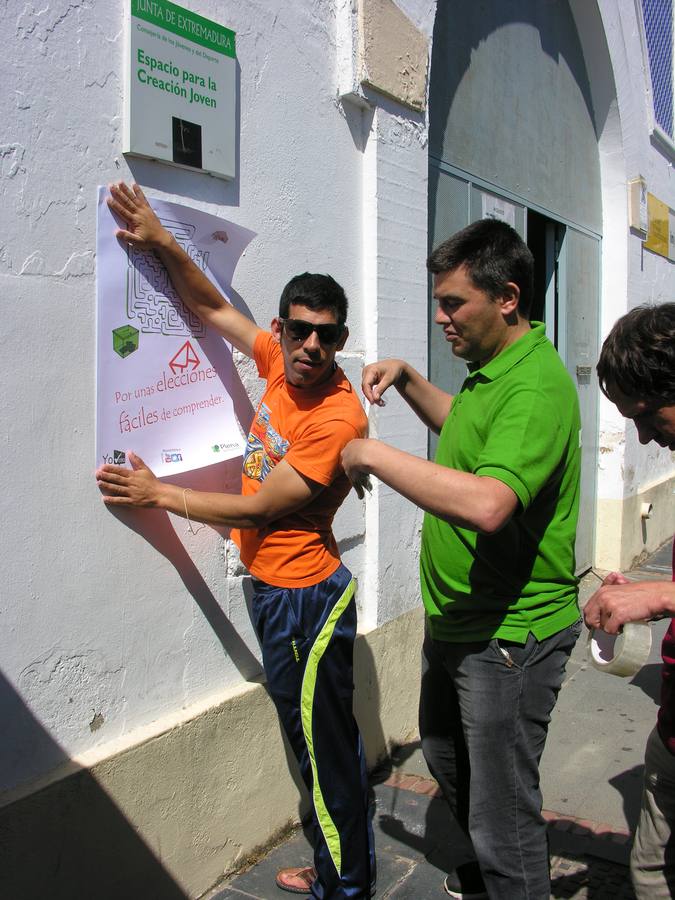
{"left": 632, "top": 725, "right": 675, "bottom": 898}
{"left": 419, "top": 619, "right": 581, "bottom": 900}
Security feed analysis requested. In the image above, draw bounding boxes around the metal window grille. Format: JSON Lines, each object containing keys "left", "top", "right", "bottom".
{"left": 642, "top": 0, "right": 674, "bottom": 137}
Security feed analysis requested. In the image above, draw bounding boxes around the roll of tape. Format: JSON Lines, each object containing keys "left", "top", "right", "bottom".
{"left": 588, "top": 622, "right": 652, "bottom": 677}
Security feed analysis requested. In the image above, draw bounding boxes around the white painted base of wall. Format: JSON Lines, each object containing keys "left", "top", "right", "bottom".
{"left": 0, "top": 607, "right": 424, "bottom": 900}
{"left": 595, "top": 474, "right": 675, "bottom": 571}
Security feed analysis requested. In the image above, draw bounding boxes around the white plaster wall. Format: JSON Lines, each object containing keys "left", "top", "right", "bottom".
{"left": 338, "top": 0, "right": 436, "bottom": 629}
{"left": 599, "top": 1, "right": 675, "bottom": 490}
{"left": 573, "top": 1, "right": 675, "bottom": 567}
{"left": 18, "top": 0, "right": 674, "bottom": 808}
{"left": 366, "top": 104, "right": 430, "bottom": 626}
{"left": 1, "top": 0, "right": 435, "bottom": 799}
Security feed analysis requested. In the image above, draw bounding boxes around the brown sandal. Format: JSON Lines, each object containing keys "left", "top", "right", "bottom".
{"left": 275, "top": 865, "right": 318, "bottom": 894}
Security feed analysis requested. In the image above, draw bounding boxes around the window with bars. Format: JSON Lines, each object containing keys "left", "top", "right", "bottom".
{"left": 641, "top": 0, "right": 674, "bottom": 138}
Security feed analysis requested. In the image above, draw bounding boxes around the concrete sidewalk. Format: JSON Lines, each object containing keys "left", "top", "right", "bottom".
{"left": 207, "top": 542, "right": 672, "bottom": 899}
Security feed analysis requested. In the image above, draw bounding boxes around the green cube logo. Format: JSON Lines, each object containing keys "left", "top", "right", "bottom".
{"left": 113, "top": 325, "right": 140, "bottom": 358}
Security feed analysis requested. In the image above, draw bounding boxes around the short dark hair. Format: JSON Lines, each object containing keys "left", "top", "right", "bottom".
{"left": 597, "top": 302, "right": 675, "bottom": 402}
{"left": 279, "top": 273, "right": 348, "bottom": 326}
{"left": 427, "top": 219, "right": 535, "bottom": 317}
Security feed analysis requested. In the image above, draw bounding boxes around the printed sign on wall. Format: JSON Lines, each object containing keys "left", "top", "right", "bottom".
{"left": 644, "top": 192, "right": 675, "bottom": 261}
{"left": 96, "top": 187, "right": 254, "bottom": 476}
{"left": 481, "top": 192, "right": 518, "bottom": 228}
{"left": 125, "top": 0, "right": 236, "bottom": 179}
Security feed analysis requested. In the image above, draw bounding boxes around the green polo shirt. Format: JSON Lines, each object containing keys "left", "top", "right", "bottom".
{"left": 420, "top": 323, "right": 581, "bottom": 643}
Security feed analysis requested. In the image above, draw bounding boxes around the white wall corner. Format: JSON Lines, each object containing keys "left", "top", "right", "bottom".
{"left": 360, "top": 101, "right": 429, "bottom": 626}
{"left": 359, "top": 111, "right": 382, "bottom": 632}
{"left": 336, "top": 0, "right": 370, "bottom": 107}
{"left": 337, "top": 0, "right": 430, "bottom": 112}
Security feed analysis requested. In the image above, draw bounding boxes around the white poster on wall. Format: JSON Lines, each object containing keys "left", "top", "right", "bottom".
{"left": 124, "top": 0, "right": 236, "bottom": 179}
{"left": 96, "top": 186, "right": 254, "bottom": 477}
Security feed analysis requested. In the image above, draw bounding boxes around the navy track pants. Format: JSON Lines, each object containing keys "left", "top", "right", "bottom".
{"left": 251, "top": 564, "right": 375, "bottom": 899}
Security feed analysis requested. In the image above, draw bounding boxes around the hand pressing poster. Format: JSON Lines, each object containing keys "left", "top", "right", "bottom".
{"left": 96, "top": 186, "right": 254, "bottom": 476}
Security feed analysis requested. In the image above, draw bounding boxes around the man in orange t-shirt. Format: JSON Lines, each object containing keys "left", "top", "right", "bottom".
{"left": 96, "top": 183, "right": 373, "bottom": 900}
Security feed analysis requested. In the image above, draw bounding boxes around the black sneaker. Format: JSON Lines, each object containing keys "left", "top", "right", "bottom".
{"left": 443, "top": 862, "right": 488, "bottom": 899}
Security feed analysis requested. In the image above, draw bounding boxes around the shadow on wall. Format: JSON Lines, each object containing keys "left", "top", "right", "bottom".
{"left": 0, "top": 671, "right": 188, "bottom": 900}
{"left": 354, "top": 635, "right": 388, "bottom": 769}
{"left": 100, "top": 197, "right": 267, "bottom": 681}
{"left": 100, "top": 318, "right": 263, "bottom": 682}
{"left": 427, "top": 0, "right": 610, "bottom": 245}
{"left": 108, "top": 465, "right": 263, "bottom": 682}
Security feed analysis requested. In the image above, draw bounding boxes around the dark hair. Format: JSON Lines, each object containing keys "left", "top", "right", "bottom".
{"left": 279, "top": 273, "right": 348, "bottom": 326}
{"left": 597, "top": 302, "right": 675, "bottom": 402}
{"left": 427, "top": 219, "right": 535, "bottom": 317}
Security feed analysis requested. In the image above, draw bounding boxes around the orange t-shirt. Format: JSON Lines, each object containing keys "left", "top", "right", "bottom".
{"left": 231, "top": 331, "right": 368, "bottom": 588}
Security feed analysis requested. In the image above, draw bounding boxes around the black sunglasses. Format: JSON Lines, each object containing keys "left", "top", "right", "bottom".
{"left": 279, "top": 318, "right": 345, "bottom": 345}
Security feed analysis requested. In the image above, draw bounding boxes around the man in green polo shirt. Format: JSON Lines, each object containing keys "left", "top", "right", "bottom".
{"left": 341, "top": 218, "right": 581, "bottom": 900}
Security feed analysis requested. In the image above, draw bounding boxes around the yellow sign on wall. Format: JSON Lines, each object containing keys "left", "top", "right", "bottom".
{"left": 644, "top": 193, "right": 675, "bottom": 260}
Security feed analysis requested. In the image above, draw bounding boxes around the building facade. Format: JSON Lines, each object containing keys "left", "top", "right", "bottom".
{"left": 2, "top": 1, "right": 674, "bottom": 896}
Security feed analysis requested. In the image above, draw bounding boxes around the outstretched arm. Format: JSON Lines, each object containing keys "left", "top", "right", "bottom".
{"left": 583, "top": 572, "right": 675, "bottom": 634}
{"left": 108, "top": 182, "right": 261, "bottom": 357}
{"left": 96, "top": 452, "right": 324, "bottom": 529}
{"left": 341, "top": 439, "right": 518, "bottom": 533}
{"left": 361, "top": 359, "right": 453, "bottom": 434}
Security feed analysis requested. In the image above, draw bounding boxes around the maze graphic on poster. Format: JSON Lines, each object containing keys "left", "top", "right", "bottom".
{"left": 126, "top": 218, "right": 207, "bottom": 337}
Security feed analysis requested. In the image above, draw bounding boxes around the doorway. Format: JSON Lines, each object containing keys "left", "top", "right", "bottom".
{"left": 428, "top": 165, "right": 598, "bottom": 572}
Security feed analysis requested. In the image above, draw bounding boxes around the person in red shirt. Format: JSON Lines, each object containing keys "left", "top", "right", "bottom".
{"left": 584, "top": 303, "right": 675, "bottom": 899}
{"left": 96, "top": 183, "right": 373, "bottom": 899}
